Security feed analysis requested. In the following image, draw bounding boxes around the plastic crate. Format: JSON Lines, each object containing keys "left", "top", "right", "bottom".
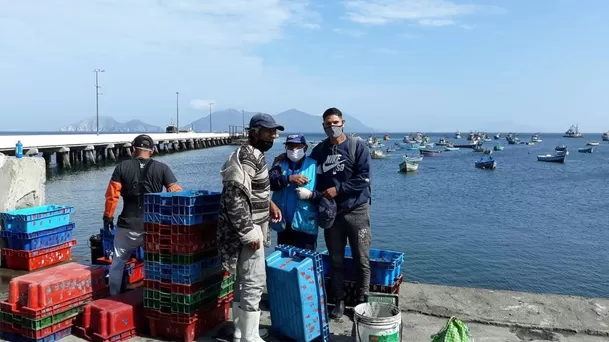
{"left": 147, "top": 314, "right": 200, "bottom": 342}
{"left": 0, "top": 325, "right": 72, "bottom": 342}
{"left": 0, "top": 205, "right": 74, "bottom": 233}
{"left": 73, "top": 288, "right": 145, "bottom": 342}
{"left": 1, "top": 262, "right": 107, "bottom": 317}
{"left": 2, "top": 305, "right": 83, "bottom": 331}
{"left": 0, "top": 309, "right": 77, "bottom": 341}
{"left": 170, "top": 275, "right": 235, "bottom": 314}
{"left": 320, "top": 246, "right": 404, "bottom": 286}
{"left": 266, "top": 247, "right": 329, "bottom": 342}
{"left": 170, "top": 190, "right": 221, "bottom": 207}
{"left": 100, "top": 229, "right": 144, "bottom": 261}
{"left": 171, "top": 212, "right": 219, "bottom": 226}
{"left": 171, "top": 256, "right": 221, "bottom": 285}
{"left": 326, "top": 275, "right": 403, "bottom": 307}
{"left": 144, "top": 261, "right": 172, "bottom": 283}
{"left": 0, "top": 223, "right": 75, "bottom": 251}
{"left": 1, "top": 240, "right": 75, "bottom": 271}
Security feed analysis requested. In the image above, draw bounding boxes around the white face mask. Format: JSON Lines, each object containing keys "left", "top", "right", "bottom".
{"left": 287, "top": 148, "right": 305, "bottom": 162}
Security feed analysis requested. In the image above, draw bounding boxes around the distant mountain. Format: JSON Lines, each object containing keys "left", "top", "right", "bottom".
{"left": 188, "top": 108, "right": 375, "bottom": 133}
{"left": 59, "top": 116, "right": 162, "bottom": 133}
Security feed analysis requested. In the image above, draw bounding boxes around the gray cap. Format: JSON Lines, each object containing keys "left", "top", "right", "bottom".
{"left": 249, "top": 113, "right": 285, "bottom": 131}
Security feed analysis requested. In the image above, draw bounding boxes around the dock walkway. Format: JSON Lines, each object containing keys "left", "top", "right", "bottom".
{"left": 0, "top": 132, "right": 233, "bottom": 169}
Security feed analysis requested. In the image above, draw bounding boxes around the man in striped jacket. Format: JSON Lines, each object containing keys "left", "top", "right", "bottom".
{"left": 217, "top": 113, "right": 284, "bottom": 342}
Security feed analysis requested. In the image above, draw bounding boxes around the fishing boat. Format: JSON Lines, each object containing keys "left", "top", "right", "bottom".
{"left": 537, "top": 150, "right": 566, "bottom": 163}
{"left": 525, "top": 142, "right": 535, "bottom": 146}
{"left": 454, "top": 131, "right": 461, "bottom": 139}
{"left": 436, "top": 137, "right": 450, "bottom": 146}
{"left": 419, "top": 149, "right": 442, "bottom": 157}
{"left": 403, "top": 155, "right": 423, "bottom": 163}
{"left": 444, "top": 146, "right": 459, "bottom": 151}
{"left": 493, "top": 144, "right": 504, "bottom": 151}
{"left": 475, "top": 156, "right": 496, "bottom": 170}
{"left": 453, "top": 142, "right": 478, "bottom": 148}
{"left": 563, "top": 124, "right": 584, "bottom": 138}
{"left": 483, "top": 138, "right": 492, "bottom": 142}
{"left": 371, "top": 149, "right": 389, "bottom": 159}
{"left": 483, "top": 149, "right": 492, "bottom": 154}
{"left": 578, "top": 147, "right": 594, "bottom": 153}
{"left": 586, "top": 142, "right": 600, "bottom": 146}
{"left": 506, "top": 133, "right": 519, "bottom": 145}
{"left": 472, "top": 145, "right": 485, "bottom": 152}
{"left": 383, "top": 134, "right": 390, "bottom": 141}
{"left": 531, "top": 133, "right": 542, "bottom": 143}
{"left": 493, "top": 133, "right": 501, "bottom": 140}
{"left": 602, "top": 132, "right": 609, "bottom": 141}
{"left": 399, "top": 160, "right": 419, "bottom": 173}
{"left": 555, "top": 145, "right": 567, "bottom": 151}
{"left": 406, "top": 144, "right": 421, "bottom": 151}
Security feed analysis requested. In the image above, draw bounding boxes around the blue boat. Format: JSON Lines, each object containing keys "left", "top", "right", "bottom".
{"left": 537, "top": 150, "right": 566, "bottom": 163}
{"left": 578, "top": 147, "right": 594, "bottom": 153}
{"left": 475, "top": 156, "right": 496, "bottom": 170}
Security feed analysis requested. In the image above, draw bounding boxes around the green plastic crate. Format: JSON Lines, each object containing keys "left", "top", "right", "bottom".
{"left": 144, "top": 290, "right": 172, "bottom": 312}
{"left": 365, "top": 292, "right": 399, "bottom": 307}
{"left": 3, "top": 305, "right": 84, "bottom": 331}
{"left": 170, "top": 276, "right": 235, "bottom": 314}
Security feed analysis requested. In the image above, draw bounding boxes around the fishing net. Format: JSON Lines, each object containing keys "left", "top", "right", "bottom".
{"left": 431, "top": 316, "right": 472, "bottom": 342}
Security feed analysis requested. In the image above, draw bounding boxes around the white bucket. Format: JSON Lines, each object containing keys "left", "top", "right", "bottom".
{"left": 354, "top": 302, "right": 402, "bottom": 342}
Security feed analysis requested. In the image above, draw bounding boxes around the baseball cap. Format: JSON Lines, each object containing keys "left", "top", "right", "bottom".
{"left": 133, "top": 134, "right": 154, "bottom": 151}
{"left": 249, "top": 113, "right": 285, "bottom": 131}
{"left": 317, "top": 197, "right": 337, "bottom": 229}
{"left": 285, "top": 133, "right": 307, "bottom": 145}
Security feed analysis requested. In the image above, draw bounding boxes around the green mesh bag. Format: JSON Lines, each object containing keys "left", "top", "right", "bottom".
{"left": 431, "top": 316, "right": 472, "bottom": 342}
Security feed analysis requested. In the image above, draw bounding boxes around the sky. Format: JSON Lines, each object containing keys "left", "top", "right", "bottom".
{"left": 1, "top": 0, "right": 609, "bottom": 133}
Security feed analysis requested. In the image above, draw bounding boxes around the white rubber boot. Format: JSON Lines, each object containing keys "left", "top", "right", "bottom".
{"left": 233, "top": 302, "right": 268, "bottom": 341}
{"left": 240, "top": 310, "right": 266, "bottom": 342}
{"left": 233, "top": 302, "right": 242, "bottom": 342}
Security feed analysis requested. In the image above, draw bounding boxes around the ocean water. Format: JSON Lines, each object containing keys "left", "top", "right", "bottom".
{"left": 37, "top": 132, "right": 609, "bottom": 298}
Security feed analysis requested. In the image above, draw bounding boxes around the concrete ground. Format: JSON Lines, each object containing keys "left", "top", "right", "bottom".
{"left": 1, "top": 267, "right": 607, "bottom": 342}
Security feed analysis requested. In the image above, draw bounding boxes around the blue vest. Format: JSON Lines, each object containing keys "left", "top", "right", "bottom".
{"left": 271, "top": 157, "right": 318, "bottom": 235}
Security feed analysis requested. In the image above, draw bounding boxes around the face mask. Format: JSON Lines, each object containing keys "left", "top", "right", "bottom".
{"left": 287, "top": 148, "right": 305, "bottom": 162}
{"left": 254, "top": 139, "right": 274, "bottom": 152}
{"left": 324, "top": 125, "right": 344, "bottom": 139}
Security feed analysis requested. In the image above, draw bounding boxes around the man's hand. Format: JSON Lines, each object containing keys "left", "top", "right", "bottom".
{"left": 103, "top": 216, "right": 114, "bottom": 234}
{"left": 270, "top": 201, "right": 282, "bottom": 223}
{"left": 295, "top": 187, "right": 313, "bottom": 200}
{"left": 248, "top": 240, "right": 261, "bottom": 250}
{"left": 289, "top": 175, "right": 309, "bottom": 185}
{"left": 322, "top": 187, "right": 338, "bottom": 199}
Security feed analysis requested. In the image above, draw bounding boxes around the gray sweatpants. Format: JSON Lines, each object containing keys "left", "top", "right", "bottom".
{"left": 324, "top": 203, "right": 371, "bottom": 300}
{"left": 234, "top": 244, "right": 266, "bottom": 312}
{"left": 108, "top": 227, "right": 144, "bottom": 296}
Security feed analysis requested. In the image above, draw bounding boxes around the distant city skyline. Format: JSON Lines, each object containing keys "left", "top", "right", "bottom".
{"left": 1, "top": 0, "right": 608, "bottom": 132}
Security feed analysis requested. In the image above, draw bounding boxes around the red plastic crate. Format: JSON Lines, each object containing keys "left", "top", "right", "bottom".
{"left": 1, "top": 240, "right": 76, "bottom": 271}
{"left": 200, "top": 293, "right": 232, "bottom": 333}
{"left": 1, "top": 262, "right": 107, "bottom": 316}
{"left": 143, "top": 233, "right": 160, "bottom": 253}
{"left": 148, "top": 315, "right": 200, "bottom": 342}
{"left": 125, "top": 260, "right": 145, "bottom": 285}
{"left": 74, "top": 288, "right": 145, "bottom": 342}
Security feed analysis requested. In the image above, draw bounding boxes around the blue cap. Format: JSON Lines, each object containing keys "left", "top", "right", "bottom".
{"left": 317, "top": 197, "right": 337, "bottom": 229}
{"left": 285, "top": 134, "right": 307, "bottom": 145}
{"left": 249, "top": 113, "right": 284, "bottom": 131}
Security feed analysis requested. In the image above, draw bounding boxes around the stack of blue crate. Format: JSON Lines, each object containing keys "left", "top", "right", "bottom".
{"left": 266, "top": 245, "right": 330, "bottom": 342}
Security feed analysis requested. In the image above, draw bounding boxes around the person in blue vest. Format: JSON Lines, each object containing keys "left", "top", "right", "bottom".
{"left": 268, "top": 134, "right": 319, "bottom": 250}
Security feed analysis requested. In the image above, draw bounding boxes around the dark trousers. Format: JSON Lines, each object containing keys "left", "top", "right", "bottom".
{"left": 324, "top": 203, "right": 371, "bottom": 300}
{"left": 277, "top": 223, "right": 318, "bottom": 251}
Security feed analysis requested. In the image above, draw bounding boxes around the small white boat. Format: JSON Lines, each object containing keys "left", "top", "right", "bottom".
{"left": 444, "top": 147, "right": 459, "bottom": 151}
{"left": 586, "top": 142, "right": 600, "bottom": 146}
{"left": 399, "top": 160, "right": 419, "bottom": 172}
{"left": 403, "top": 155, "right": 423, "bottom": 163}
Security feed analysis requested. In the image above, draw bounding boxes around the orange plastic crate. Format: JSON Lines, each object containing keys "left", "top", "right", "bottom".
{"left": 1, "top": 240, "right": 76, "bottom": 271}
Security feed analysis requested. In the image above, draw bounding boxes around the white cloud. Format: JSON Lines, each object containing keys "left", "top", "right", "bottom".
{"left": 332, "top": 28, "right": 367, "bottom": 37}
{"left": 189, "top": 100, "right": 216, "bottom": 111}
{"left": 343, "top": 0, "right": 480, "bottom": 27}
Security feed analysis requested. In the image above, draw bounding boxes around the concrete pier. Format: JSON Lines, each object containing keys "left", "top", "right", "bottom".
{"left": 0, "top": 132, "right": 235, "bottom": 169}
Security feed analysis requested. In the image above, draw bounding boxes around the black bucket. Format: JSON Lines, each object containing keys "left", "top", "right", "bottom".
{"left": 89, "top": 234, "right": 104, "bottom": 264}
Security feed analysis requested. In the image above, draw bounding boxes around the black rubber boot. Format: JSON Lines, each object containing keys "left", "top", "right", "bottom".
{"left": 330, "top": 299, "right": 345, "bottom": 319}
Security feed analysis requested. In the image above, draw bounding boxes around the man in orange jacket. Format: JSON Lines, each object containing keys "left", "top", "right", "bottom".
{"left": 104, "top": 134, "right": 182, "bottom": 295}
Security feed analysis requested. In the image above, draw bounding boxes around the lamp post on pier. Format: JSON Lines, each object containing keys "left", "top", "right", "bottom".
{"left": 93, "top": 69, "right": 105, "bottom": 135}
{"left": 209, "top": 102, "right": 215, "bottom": 132}
{"left": 175, "top": 92, "right": 180, "bottom": 132}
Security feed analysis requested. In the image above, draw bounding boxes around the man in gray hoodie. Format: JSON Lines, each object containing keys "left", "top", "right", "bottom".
{"left": 217, "top": 113, "right": 284, "bottom": 342}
